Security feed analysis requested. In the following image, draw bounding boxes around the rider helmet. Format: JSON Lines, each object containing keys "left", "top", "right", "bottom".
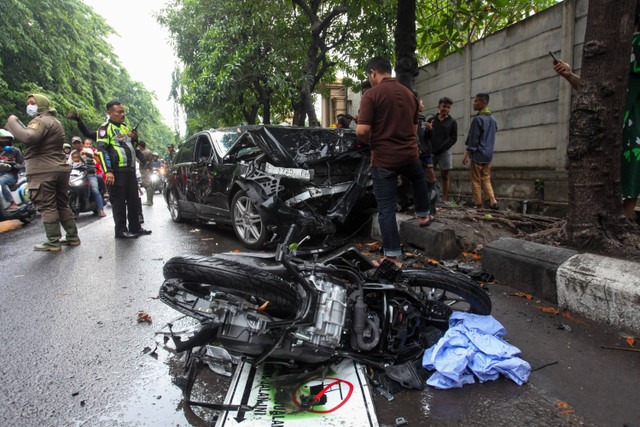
{"left": 152, "top": 152, "right": 159, "bottom": 156}
{"left": 63, "top": 143, "right": 72, "bottom": 149}
{"left": 0, "top": 129, "right": 15, "bottom": 145}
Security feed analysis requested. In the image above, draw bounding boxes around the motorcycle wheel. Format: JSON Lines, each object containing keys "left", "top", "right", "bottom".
{"left": 163, "top": 255, "right": 298, "bottom": 318}
{"left": 19, "top": 206, "right": 36, "bottom": 224}
{"left": 69, "top": 195, "right": 80, "bottom": 219}
{"left": 403, "top": 267, "right": 492, "bottom": 315}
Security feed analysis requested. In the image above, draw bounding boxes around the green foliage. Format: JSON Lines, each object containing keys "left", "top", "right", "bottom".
{"left": 0, "top": 0, "right": 176, "bottom": 155}
{"left": 159, "top": 0, "right": 396, "bottom": 130}
{"left": 416, "top": 0, "right": 560, "bottom": 62}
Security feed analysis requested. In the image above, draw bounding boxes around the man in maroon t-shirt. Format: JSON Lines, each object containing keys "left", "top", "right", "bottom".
{"left": 356, "top": 56, "right": 431, "bottom": 266}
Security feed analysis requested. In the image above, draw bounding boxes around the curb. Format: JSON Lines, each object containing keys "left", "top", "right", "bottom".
{"left": 371, "top": 215, "right": 640, "bottom": 333}
{"left": 371, "top": 213, "right": 460, "bottom": 260}
{"left": 482, "top": 238, "right": 640, "bottom": 334}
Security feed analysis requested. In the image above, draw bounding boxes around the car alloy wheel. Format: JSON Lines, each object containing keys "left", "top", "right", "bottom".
{"left": 231, "top": 190, "right": 268, "bottom": 249}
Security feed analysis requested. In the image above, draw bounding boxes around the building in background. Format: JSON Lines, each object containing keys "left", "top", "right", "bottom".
{"left": 319, "top": 80, "right": 363, "bottom": 128}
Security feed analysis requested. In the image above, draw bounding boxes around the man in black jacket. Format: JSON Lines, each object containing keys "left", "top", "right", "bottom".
{"left": 425, "top": 97, "right": 457, "bottom": 203}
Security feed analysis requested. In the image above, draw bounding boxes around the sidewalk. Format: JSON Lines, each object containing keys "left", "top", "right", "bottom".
{"left": 371, "top": 213, "right": 640, "bottom": 334}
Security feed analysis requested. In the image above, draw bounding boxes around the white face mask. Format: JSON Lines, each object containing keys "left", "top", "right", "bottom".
{"left": 26, "top": 104, "right": 38, "bottom": 117}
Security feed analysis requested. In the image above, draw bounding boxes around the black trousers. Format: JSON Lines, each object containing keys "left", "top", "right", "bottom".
{"left": 109, "top": 170, "right": 142, "bottom": 235}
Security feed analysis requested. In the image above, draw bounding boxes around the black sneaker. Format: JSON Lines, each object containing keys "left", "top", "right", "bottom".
{"left": 115, "top": 232, "right": 139, "bottom": 239}
{"left": 133, "top": 228, "right": 152, "bottom": 236}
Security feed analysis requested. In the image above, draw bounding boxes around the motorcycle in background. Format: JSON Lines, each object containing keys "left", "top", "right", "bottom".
{"left": 151, "top": 168, "right": 163, "bottom": 194}
{"left": 68, "top": 165, "right": 100, "bottom": 218}
{"left": 0, "top": 170, "right": 36, "bottom": 224}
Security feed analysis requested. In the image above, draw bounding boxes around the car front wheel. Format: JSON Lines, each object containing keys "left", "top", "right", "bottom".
{"left": 168, "top": 190, "right": 183, "bottom": 223}
{"left": 231, "top": 190, "right": 268, "bottom": 250}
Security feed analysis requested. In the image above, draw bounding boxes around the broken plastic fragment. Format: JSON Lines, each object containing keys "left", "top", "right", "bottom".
{"left": 137, "top": 312, "right": 152, "bottom": 323}
{"left": 257, "top": 301, "right": 269, "bottom": 311}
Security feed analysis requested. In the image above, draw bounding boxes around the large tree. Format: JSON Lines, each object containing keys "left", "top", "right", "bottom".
{"left": 564, "top": 0, "right": 640, "bottom": 257}
{"left": 0, "top": 0, "right": 175, "bottom": 154}
{"left": 415, "top": 0, "right": 560, "bottom": 62}
{"left": 160, "top": 0, "right": 395, "bottom": 130}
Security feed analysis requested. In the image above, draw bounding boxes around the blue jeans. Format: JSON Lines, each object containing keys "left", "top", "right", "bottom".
{"left": 88, "top": 175, "right": 104, "bottom": 210}
{"left": 371, "top": 159, "right": 429, "bottom": 257}
{"left": 0, "top": 173, "right": 17, "bottom": 204}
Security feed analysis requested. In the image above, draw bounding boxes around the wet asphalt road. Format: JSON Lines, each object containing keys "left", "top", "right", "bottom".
{"left": 0, "top": 194, "right": 638, "bottom": 426}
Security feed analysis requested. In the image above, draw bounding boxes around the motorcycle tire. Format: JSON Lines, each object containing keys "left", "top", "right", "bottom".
{"left": 402, "top": 267, "right": 492, "bottom": 315}
{"left": 163, "top": 255, "right": 298, "bottom": 318}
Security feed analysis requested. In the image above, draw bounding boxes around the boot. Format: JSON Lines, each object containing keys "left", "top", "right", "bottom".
{"left": 143, "top": 189, "right": 153, "bottom": 206}
{"left": 34, "top": 222, "right": 62, "bottom": 251}
{"left": 60, "top": 218, "right": 81, "bottom": 246}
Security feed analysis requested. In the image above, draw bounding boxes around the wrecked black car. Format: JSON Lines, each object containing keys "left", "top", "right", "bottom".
{"left": 164, "top": 125, "right": 375, "bottom": 250}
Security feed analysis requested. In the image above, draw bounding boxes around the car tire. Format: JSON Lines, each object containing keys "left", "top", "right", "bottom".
{"left": 231, "top": 190, "right": 269, "bottom": 250}
{"left": 168, "top": 190, "right": 184, "bottom": 223}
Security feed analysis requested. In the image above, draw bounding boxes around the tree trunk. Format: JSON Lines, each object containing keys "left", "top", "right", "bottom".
{"left": 394, "top": 0, "right": 418, "bottom": 91}
{"left": 566, "top": 0, "right": 639, "bottom": 254}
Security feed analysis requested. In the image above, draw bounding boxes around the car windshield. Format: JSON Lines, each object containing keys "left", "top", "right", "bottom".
{"left": 212, "top": 128, "right": 245, "bottom": 156}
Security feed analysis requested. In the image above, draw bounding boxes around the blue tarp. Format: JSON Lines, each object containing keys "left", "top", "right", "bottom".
{"left": 422, "top": 312, "right": 531, "bottom": 389}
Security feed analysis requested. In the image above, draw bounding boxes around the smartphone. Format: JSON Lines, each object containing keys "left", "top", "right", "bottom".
{"left": 549, "top": 51, "right": 558, "bottom": 64}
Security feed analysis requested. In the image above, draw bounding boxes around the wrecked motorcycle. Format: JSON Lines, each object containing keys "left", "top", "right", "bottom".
{"left": 159, "top": 226, "right": 491, "bottom": 398}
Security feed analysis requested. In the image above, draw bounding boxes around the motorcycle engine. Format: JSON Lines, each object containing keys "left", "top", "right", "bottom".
{"left": 291, "top": 273, "right": 347, "bottom": 349}
{"left": 215, "top": 273, "right": 347, "bottom": 360}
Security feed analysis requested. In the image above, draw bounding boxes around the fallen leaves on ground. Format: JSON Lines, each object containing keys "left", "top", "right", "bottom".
{"left": 534, "top": 306, "right": 592, "bottom": 326}
{"left": 462, "top": 252, "right": 481, "bottom": 260}
{"left": 366, "top": 242, "right": 380, "bottom": 248}
{"left": 623, "top": 336, "right": 636, "bottom": 347}
{"left": 560, "top": 311, "right": 591, "bottom": 326}
{"left": 556, "top": 400, "right": 575, "bottom": 415}
{"left": 536, "top": 306, "right": 560, "bottom": 315}
{"left": 510, "top": 292, "right": 533, "bottom": 301}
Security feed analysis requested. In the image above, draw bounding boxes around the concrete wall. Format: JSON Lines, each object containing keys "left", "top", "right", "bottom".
{"left": 416, "top": 0, "right": 588, "bottom": 213}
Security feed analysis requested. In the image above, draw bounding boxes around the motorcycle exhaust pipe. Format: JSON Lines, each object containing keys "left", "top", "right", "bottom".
{"left": 352, "top": 296, "right": 380, "bottom": 351}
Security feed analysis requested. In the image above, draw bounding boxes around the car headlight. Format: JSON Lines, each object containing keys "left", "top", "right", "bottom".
{"left": 264, "top": 162, "right": 312, "bottom": 181}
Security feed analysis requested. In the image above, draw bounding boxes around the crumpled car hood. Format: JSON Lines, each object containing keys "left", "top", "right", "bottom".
{"left": 243, "top": 126, "right": 365, "bottom": 168}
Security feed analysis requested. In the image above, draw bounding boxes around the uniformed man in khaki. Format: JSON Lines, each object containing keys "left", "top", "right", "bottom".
{"left": 137, "top": 140, "right": 154, "bottom": 206}
{"left": 4, "top": 94, "right": 79, "bottom": 251}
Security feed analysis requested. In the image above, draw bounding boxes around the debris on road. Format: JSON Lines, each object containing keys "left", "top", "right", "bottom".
{"left": 510, "top": 292, "right": 533, "bottom": 301}
{"left": 137, "top": 312, "right": 152, "bottom": 324}
{"left": 423, "top": 313, "right": 530, "bottom": 389}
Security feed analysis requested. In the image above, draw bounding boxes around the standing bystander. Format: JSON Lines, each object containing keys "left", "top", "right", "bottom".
{"left": 4, "top": 94, "right": 79, "bottom": 250}
{"left": 355, "top": 56, "right": 431, "bottom": 266}
{"left": 137, "top": 140, "right": 154, "bottom": 206}
{"left": 463, "top": 93, "right": 499, "bottom": 210}
{"left": 425, "top": 97, "right": 458, "bottom": 203}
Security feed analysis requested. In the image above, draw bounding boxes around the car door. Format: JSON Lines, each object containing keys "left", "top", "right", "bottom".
{"left": 191, "top": 133, "right": 227, "bottom": 220}
{"left": 170, "top": 136, "right": 197, "bottom": 216}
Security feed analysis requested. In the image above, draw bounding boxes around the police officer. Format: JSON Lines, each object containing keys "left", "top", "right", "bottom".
{"left": 97, "top": 100, "right": 151, "bottom": 238}
{"left": 4, "top": 94, "right": 80, "bottom": 250}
